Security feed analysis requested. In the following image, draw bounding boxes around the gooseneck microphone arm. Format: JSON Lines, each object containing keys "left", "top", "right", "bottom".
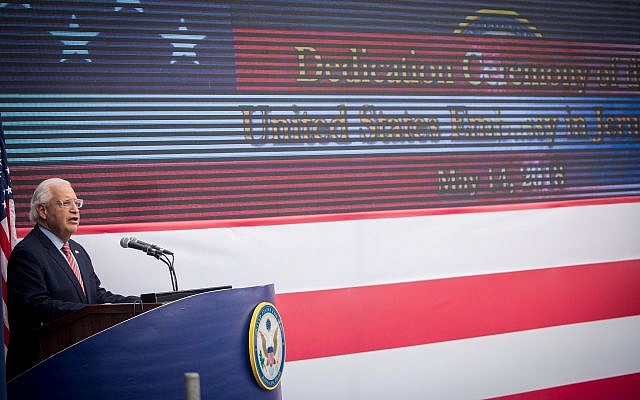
{"left": 166, "top": 254, "right": 178, "bottom": 292}
{"left": 120, "top": 237, "right": 178, "bottom": 291}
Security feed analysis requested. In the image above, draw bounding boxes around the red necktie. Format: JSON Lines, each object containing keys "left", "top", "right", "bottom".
{"left": 62, "top": 242, "right": 85, "bottom": 293}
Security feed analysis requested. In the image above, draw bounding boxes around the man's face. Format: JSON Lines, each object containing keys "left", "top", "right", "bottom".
{"left": 38, "top": 183, "right": 81, "bottom": 242}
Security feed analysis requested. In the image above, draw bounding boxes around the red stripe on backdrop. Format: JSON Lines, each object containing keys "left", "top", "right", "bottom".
{"left": 233, "top": 28, "right": 640, "bottom": 51}
{"left": 488, "top": 372, "right": 640, "bottom": 400}
{"left": 235, "top": 85, "right": 640, "bottom": 95}
{"left": 14, "top": 153, "right": 622, "bottom": 172}
{"left": 39, "top": 170, "right": 434, "bottom": 187}
{"left": 274, "top": 259, "right": 640, "bottom": 361}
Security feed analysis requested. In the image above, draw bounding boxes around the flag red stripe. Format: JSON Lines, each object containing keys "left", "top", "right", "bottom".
{"left": 233, "top": 27, "right": 640, "bottom": 50}
{"left": 236, "top": 85, "right": 640, "bottom": 94}
{"left": 15, "top": 194, "right": 635, "bottom": 225}
{"left": 13, "top": 158, "right": 582, "bottom": 179}
{"left": 14, "top": 152, "right": 633, "bottom": 173}
{"left": 13, "top": 178, "right": 433, "bottom": 201}
{"left": 14, "top": 170, "right": 439, "bottom": 187}
{"left": 488, "top": 372, "right": 640, "bottom": 400}
{"left": 275, "top": 259, "right": 640, "bottom": 361}
{"left": 0, "top": 223, "right": 11, "bottom": 260}
{"left": 67, "top": 191, "right": 638, "bottom": 216}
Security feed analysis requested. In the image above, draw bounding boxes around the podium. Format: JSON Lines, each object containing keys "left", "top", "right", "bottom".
{"left": 36, "top": 302, "right": 163, "bottom": 361}
{"left": 7, "top": 285, "right": 282, "bottom": 400}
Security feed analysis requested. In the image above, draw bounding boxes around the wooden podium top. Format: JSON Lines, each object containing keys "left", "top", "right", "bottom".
{"left": 36, "top": 303, "right": 162, "bottom": 361}
{"left": 34, "top": 286, "right": 231, "bottom": 362}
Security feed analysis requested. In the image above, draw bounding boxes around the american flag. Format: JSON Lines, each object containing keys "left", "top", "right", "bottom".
{"left": 0, "top": 118, "right": 17, "bottom": 358}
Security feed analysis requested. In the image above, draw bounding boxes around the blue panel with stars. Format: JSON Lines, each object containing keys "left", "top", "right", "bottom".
{"left": 0, "top": 1, "right": 235, "bottom": 93}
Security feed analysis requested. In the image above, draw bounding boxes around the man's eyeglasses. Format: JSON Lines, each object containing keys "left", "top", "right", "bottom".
{"left": 53, "top": 199, "right": 84, "bottom": 209}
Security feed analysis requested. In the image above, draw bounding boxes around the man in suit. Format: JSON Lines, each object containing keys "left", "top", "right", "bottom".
{"left": 6, "top": 178, "right": 139, "bottom": 380}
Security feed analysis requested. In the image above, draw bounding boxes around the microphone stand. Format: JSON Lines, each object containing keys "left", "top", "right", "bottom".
{"left": 149, "top": 248, "right": 178, "bottom": 292}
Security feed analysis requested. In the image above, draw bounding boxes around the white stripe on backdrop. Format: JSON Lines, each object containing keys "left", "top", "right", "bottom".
{"left": 82, "top": 201, "right": 640, "bottom": 296}
{"left": 282, "top": 316, "right": 640, "bottom": 400}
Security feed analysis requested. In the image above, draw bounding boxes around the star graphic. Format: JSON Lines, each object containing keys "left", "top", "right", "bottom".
{"left": 160, "top": 18, "right": 206, "bottom": 65}
{"left": 49, "top": 14, "right": 100, "bottom": 63}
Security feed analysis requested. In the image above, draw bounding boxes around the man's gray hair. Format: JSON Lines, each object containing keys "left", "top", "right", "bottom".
{"left": 29, "top": 178, "right": 71, "bottom": 223}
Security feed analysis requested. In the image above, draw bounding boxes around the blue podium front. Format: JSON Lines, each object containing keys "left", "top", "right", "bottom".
{"left": 8, "top": 284, "right": 282, "bottom": 400}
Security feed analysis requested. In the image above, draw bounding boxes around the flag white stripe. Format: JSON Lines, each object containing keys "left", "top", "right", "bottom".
{"left": 84, "top": 201, "right": 640, "bottom": 296}
{"left": 0, "top": 250, "right": 7, "bottom": 282}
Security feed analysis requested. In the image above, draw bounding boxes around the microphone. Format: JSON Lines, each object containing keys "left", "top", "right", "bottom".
{"left": 120, "top": 237, "right": 179, "bottom": 292}
{"left": 120, "top": 237, "right": 174, "bottom": 256}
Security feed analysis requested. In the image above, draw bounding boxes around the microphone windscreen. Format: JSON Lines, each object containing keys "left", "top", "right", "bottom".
{"left": 120, "top": 237, "right": 133, "bottom": 248}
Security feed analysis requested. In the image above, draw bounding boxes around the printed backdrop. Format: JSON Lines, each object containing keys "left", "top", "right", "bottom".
{"left": 1, "top": 1, "right": 639, "bottom": 398}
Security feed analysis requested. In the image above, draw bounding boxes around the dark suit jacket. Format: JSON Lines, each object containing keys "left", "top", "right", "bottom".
{"left": 6, "top": 226, "right": 138, "bottom": 380}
